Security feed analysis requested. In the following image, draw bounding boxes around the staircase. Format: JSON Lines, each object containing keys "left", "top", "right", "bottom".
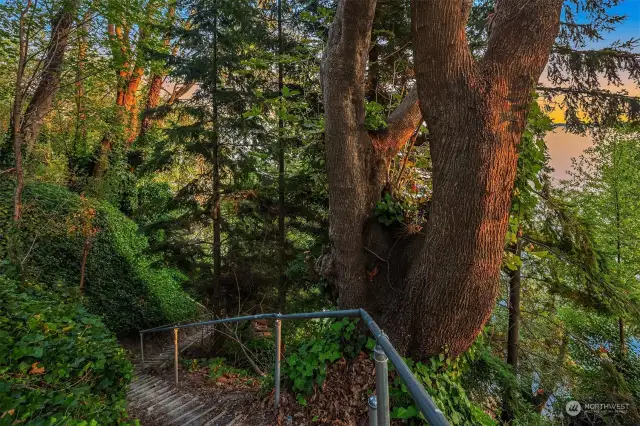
{"left": 128, "top": 372, "right": 245, "bottom": 425}
{"left": 128, "top": 325, "right": 263, "bottom": 425}
{"left": 141, "top": 323, "right": 215, "bottom": 369}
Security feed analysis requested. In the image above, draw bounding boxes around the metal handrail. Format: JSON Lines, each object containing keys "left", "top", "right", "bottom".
{"left": 139, "top": 308, "right": 450, "bottom": 426}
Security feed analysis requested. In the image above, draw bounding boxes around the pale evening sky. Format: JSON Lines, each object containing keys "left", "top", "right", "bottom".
{"left": 546, "top": 0, "right": 640, "bottom": 179}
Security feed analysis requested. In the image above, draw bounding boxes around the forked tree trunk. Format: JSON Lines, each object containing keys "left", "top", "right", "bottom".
{"left": 322, "top": 0, "right": 563, "bottom": 359}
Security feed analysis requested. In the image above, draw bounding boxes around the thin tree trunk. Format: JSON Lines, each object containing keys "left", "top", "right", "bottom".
{"left": 612, "top": 144, "right": 627, "bottom": 357}
{"left": 276, "top": 0, "right": 286, "bottom": 310}
{"left": 11, "top": 0, "right": 32, "bottom": 223}
{"left": 501, "top": 239, "right": 522, "bottom": 425}
{"left": 22, "top": 1, "right": 76, "bottom": 152}
{"left": 211, "top": 0, "right": 221, "bottom": 316}
{"left": 506, "top": 241, "right": 522, "bottom": 369}
{"left": 619, "top": 318, "right": 626, "bottom": 355}
{"left": 79, "top": 238, "right": 91, "bottom": 294}
{"left": 74, "top": 11, "right": 89, "bottom": 151}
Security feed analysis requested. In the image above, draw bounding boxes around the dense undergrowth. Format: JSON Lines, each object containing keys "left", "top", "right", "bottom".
{"left": 0, "top": 179, "right": 198, "bottom": 334}
{"left": 0, "top": 277, "right": 135, "bottom": 425}
{"left": 272, "top": 318, "right": 528, "bottom": 425}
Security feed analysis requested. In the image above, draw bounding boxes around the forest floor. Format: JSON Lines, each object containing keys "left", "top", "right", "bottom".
{"left": 121, "top": 334, "right": 383, "bottom": 425}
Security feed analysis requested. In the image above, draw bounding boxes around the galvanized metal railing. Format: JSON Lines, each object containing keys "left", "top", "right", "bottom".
{"left": 139, "top": 309, "right": 450, "bottom": 426}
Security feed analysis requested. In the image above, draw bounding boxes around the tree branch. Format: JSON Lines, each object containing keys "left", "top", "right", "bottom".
{"left": 537, "top": 85, "right": 639, "bottom": 103}
{"left": 483, "top": 0, "right": 563, "bottom": 88}
{"left": 370, "top": 86, "right": 422, "bottom": 159}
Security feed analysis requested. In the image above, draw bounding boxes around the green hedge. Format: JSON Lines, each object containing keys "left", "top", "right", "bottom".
{"left": 0, "top": 180, "right": 198, "bottom": 334}
{"left": 0, "top": 277, "right": 134, "bottom": 425}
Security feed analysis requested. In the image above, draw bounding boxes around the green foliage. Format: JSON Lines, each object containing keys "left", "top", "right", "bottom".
{"left": 375, "top": 193, "right": 406, "bottom": 226}
{"left": 0, "top": 180, "right": 198, "bottom": 334}
{"left": 180, "top": 357, "right": 253, "bottom": 383}
{"left": 388, "top": 340, "right": 499, "bottom": 426}
{"left": 365, "top": 101, "right": 388, "bottom": 131}
{"left": 0, "top": 277, "right": 135, "bottom": 425}
{"left": 205, "top": 358, "right": 251, "bottom": 382}
{"left": 282, "top": 318, "right": 367, "bottom": 404}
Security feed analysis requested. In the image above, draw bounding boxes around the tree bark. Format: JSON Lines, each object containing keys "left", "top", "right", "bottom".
{"left": 22, "top": 1, "right": 76, "bottom": 152}
{"left": 11, "top": 0, "right": 32, "bottom": 223}
{"left": 74, "top": 11, "right": 89, "bottom": 150}
{"left": 211, "top": 0, "right": 222, "bottom": 316}
{"left": 140, "top": 4, "right": 176, "bottom": 139}
{"left": 506, "top": 240, "right": 522, "bottom": 369}
{"left": 140, "top": 74, "right": 164, "bottom": 137}
{"left": 276, "top": 0, "right": 287, "bottom": 310}
{"left": 322, "top": 0, "right": 563, "bottom": 359}
{"left": 79, "top": 237, "right": 91, "bottom": 295}
{"left": 501, "top": 240, "right": 522, "bottom": 425}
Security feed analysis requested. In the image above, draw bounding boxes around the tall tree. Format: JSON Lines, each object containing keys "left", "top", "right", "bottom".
{"left": 321, "top": 0, "right": 639, "bottom": 358}
{"left": 565, "top": 127, "right": 640, "bottom": 355}
{"left": 10, "top": 0, "right": 78, "bottom": 221}
{"left": 21, "top": 0, "right": 77, "bottom": 152}
{"left": 276, "top": 0, "right": 286, "bottom": 310}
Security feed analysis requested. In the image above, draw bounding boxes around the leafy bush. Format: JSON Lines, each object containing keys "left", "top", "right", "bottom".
{"left": 282, "top": 319, "right": 507, "bottom": 425}
{"left": 0, "top": 179, "right": 198, "bottom": 334}
{"left": 0, "top": 277, "right": 135, "bottom": 425}
{"left": 282, "top": 318, "right": 367, "bottom": 405}
{"left": 375, "top": 193, "right": 407, "bottom": 226}
{"left": 387, "top": 341, "right": 497, "bottom": 425}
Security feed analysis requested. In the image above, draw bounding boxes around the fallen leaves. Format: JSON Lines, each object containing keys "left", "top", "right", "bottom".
{"left": 271, "top": 352, "right": 376, "bottom": 426}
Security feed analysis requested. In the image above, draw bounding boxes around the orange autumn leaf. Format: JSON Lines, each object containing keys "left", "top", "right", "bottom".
{"left": 29, "top": 362, "right": 45, "bottom": 375}
{"left": 1, "top": 410, "right": 15, "bottom": 418}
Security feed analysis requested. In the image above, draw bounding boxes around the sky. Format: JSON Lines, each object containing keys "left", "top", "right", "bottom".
{"left": 546, "top": 0, "right": 640, "bottom": 180}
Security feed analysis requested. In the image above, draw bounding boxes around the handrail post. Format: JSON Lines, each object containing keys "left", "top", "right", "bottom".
{"left": 368, "top": 395, "right": 378, "bottom": 426}
{"left": 274, "top": 317, "right": 282, "bottom": 411}
{"left": 140, "top": 332, "right": 145, "bottom": 369}
{"left": 374, "top": 344, "right": 390, "bottom": 426}
{"left": 173, "top": 328, "right": 179, "bottom": 386}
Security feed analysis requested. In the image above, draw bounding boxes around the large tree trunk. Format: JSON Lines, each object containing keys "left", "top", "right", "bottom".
{"left": 140, "top": 74, "right": 164, "bottom": 137}
{"left": 140, "top": 4, "right": 176, "bottom": 139}
{"left": 22, "top": 1, "right": 76, "bottom": 152}
{"left": 322, "top": 0, "right": 563, "bottom": 359}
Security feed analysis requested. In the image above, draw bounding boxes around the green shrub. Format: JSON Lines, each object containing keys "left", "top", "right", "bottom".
{"left": 282, "top": 318, "right": 367, "bottom": 405}
{"left": 281, "top": 318, "right": 504, "bottom": 425}
{"left": 387, "top": 343, "right": 496, "bottom": 425}
{"left": 0, "top": 179, "right": 198, "bottom": 334}
{"left": 0, "top": 277, "right": 135, "bottom": 425}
